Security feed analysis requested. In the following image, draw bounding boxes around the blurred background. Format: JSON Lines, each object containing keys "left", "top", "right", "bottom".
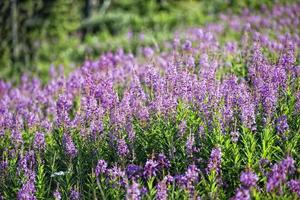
{"left": 0, "top": 0, "right": 292, "bottom": 82}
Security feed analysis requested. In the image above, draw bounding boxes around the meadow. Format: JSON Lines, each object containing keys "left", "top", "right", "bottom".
{"left": 0, "top": 2, "right": 300, "bottom": 200}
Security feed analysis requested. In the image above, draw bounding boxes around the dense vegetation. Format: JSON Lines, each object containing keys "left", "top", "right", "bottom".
{"left": 0, "top": 1, "right": 300, "bottom": 200}
{"left": 0, "top": 0, "right": 294, "bottom": 81}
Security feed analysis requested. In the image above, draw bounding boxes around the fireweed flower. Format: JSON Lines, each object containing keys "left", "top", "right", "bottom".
{"left": 157, "top": 153, "right": 170, "bottom": 169}
{"left": 62, "top": 133, "right": 77, "bottom": 158}
{"left": 261, "top": 84, "right": 277, "bottom": 118}
{"left": 17, "top": 172, "right": 36, "bottom": 200}
{"left": 156, "top": 180, "right": 168, "bottom": 200}
{"left": 175, "top": 175, "right": 188, "bottom": 189}
{"left": 95, "top": 159, "right": 107, "bottom": 177}
{"left": 126, "top": 164, "right": 143, "bottom": 179}
{"left": 238, "top": 84, "right": 256, "bottom": 129}
{"left": 225, "top": 41, "right": 237, "bottom": 54}
{"left": 126, "top": 180, "right": 141, "bottom": 200}
{"left": 266, "top": 156, "right": 295, "bottom": 193}
{"left": 126, "top": 123, "right": 136, "bottom": 141}
{"left": 198, "top": 126, "right": 205, "bottom": 138}
{"left": 230, "top": 131, "right": 239, "bottom": 143}
{"left": 183, "top": 40, "right": 192, "bottom": 51}
{"left": 18, "top": 151, "right": 36, "bottom": 177}
{"left": 53, "top": 189, "right": 61, "bottom": 200}
{"left": 231, "top": 187, "right": 250, "bottom": 200}
{"left": 11, "top": 129, "right": 23, "bottom": 145}
{"left": 140, "top": 186, "right": 148, "bottom": 197}
{"left": 259, "top": 158, "right": 270, "bottom": 176}
{"left": 56, "top": 93, "right": 72, "bottom": 125}
{"left": 33, "top": 132, "right": 45, "bottom": 150}
{"left": 186, "top": 56, "right": 195, "bottom": 68}
{"left": 143, "top": 159, "right": 159, "bottom": 178}
{"left": 70, "top": 188, "right": 80, "bottom": 200}
{"left": 206, "top": 147, "right": 222, "bottom": 175}
{"left": 287, "top": 180, "right": 300, "bottom": 197}
{"left": 90, "top": 119, "right": 104, "bottom": 138}
{"left": 143, "top": 47, "right": 154, "bottom": 58}
{"left": 107, "top": 166, "right": 126, "bottom": 186}
{"left": 0, "top": 160, "right": 8, "bottom": 171}
{"left": 276, "top": 115, "right": 289, "bottom": 135}
{"left": 117, "top": 138, "right": 129, "bottom": 157}
{"left": 186, "top": 164, "right": 199, "bottom": 183}
{"left": 178, "top": 120, "right": 187, "bottom": 137}
{"left": 172, "top": 37, "right": 180, "bottom": 49}
{"left": 164, "top": 175, "right": 174, "bottom": 184}
{"left": 185, "top": 164, "right": 200, "bottom": 198}
{"left": 240, "top": 171, "right": 258, "bottom": 188}
{"left": 186, "top": 133, "right": 195, "bottom": 155}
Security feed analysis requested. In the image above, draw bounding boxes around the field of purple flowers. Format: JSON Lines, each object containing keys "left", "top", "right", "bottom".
{"left": 1, "top": 3, "right": 300, "bottom": 200}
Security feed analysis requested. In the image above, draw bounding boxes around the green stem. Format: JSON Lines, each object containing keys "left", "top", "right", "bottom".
{"left": 96, "top": 177, "right": 107, "bottom": 200}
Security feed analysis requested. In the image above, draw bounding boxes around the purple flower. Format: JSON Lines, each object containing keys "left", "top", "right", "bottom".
{"left": 70, "top": 188, "right": 80, "bottom": 200}
{"left": 33, "top": 132, "right": 45, "bottom": 150}
{"left": 175, "top": 175, "right": 188, "bottom": 189}
{"left": 56, "top": 93, "right": 72, "bottom": 125}
{"left": 259, "top": 158, "right": 270, "bottom": 175}
{"left": 117, "top": 139, "right": 129, "bottom": 157}
{"left": 0, "top": 160, "right": 8, "bottom": 171}
{"left": 231, "top": 187, "right": 250, "bottom": 200}
{"left": 11, "top": 130, "right": 23, "bottom": 145}
{"left": 143, "top": 159, "right": 159, "bottom": 178}
{"left": 18, "top": 151, "right": 36, "bottom": 177}
{"left": 183, "top": 40, "right": 192, "bottom": 51}
{"left": 206, "top": 147, "right": 222, "bottom": 175}
{"left": 164, "top": 175, "right": 174, "bottom": 184}
{"left": 185, "top": 164, "right": 199, "bottom": 199}
{"left": 266, "top": 156, "right": 295, "bottom": 193}
{"left": 185, "top": 164, "right": 199, "bottom": 183}
{"left": 63, "top": 133, "right": 77, "bottom": 158}
{"left": 230, "top": 131, "right": 239, "bottom": 143}
{"left": 172, "top": 37, "right": 180, "bottom": 48}
{"left": 143, "top": 47, "right": 154, "bottom": 58}
{"left": 95, "top": 159, "right": 107, "bottom": 177}
{"left": 225, "top": 41, "right": 237, "bottom": 54}
{"left": 126, "top": 164, "right": 143, "bottom": 179}
{"left": 157, "top": 153, "right": 170, "bottom": 169}
{"left": 198, "top": 126, "right": 205, "bottom": 138}
{"left": 186, "top": 56, "right": 195, "bottom": 68}
{"left": 107, "top": 166, "right": 126, "bottom": 186}
{"left": 178, "top": 120, "right": 187, "bottom": 137}
{"left": 57, "top": 93, "right": 73, "bottom": 111}
{"left": 276, "top": 115, "right": 289, "bottom": 135}
{"left": 53, "top": 189, "right": 61, "bottom": 200}
{"left": 126, "top": 123, "right": 136, "bottom": 141}
{"left": 186, "top": 133, "right": 195, "bottom": 155}
{"left": 126, "top": 180, "right": 141, "bottom": 200}
{"left": 287, "top": 179, "right": 300, "bottom": 197}
{"left": 240, "top": 171, "right": 258, "bottom": 188}
{"left": 17, "top": 172, "right": 36, "bottom": 200}
{"left": 156, "top": 180, "right": 168, "bottom": 200}
{"left": 141, "top": 186, "right": 148, "bottom": 197}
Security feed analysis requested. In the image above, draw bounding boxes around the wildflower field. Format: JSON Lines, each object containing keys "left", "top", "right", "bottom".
{"left": 0, "top": 2, "right": 300, "bottom": 200}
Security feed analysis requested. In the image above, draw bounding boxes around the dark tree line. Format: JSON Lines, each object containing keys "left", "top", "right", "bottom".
{"left": 0, "top": 0, "right": 173, "bottom": 78}
{"left": 0, "top": 0, "right": 83, "bottom": 78}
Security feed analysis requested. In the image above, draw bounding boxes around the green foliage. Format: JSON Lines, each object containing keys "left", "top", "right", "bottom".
{"left": 2, "top": 0, "right": 297, "bottom": 82}
{"left": 0, "top": 0, "right": 81, "bottom": 81}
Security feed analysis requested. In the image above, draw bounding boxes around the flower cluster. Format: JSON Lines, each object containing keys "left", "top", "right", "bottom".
{"left": 266, "top": 156, "right": 295, "bottom": 193}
